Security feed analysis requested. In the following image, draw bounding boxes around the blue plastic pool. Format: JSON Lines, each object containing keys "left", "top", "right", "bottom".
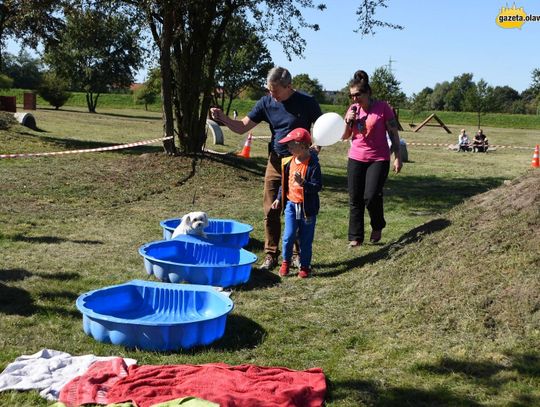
{"left": 160, "top": 218, "right": 253, "bottom": 248}
{"left": 139, "top": 235, "right": 257, "bottom": 287}
{"left": 76, "top": 279, "right": 234, "bottom": 351}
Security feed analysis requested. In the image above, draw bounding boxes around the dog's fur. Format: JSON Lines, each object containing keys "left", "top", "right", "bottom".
{"left": 171, "top": 211, "right": 209, "bottom": 239}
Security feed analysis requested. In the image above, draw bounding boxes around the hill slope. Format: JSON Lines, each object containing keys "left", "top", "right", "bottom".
{"left": 372, "top": 170, "right": 539, "bottom": 341}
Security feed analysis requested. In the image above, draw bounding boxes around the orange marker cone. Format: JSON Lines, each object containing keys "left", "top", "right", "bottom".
{"left": 532, "top": 145, "right": 540, "bottom": 168}
{"left": 237, "top": 133, "right": 253, "bottom": 158}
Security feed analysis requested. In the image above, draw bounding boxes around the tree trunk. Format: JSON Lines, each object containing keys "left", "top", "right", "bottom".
{"left": 146, "top": 1, "right": 236, "bottom": 155}
{"left": 159, "top": 6, "right": 176, "bottom": 156}
{"left": 168, "top": 1, "right": 235, "bottom": 155}
{"left": 86, "top": 92, "right": 96, "bottom": 113}
{"left": 225, "top": 94, "right": 234, "bottom": 116}
{"left": 0, "top": 7, "right": 6, "bottom": 72}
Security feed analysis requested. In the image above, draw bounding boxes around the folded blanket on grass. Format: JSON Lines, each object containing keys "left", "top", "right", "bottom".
{"left": 0, "top": 349, "right": 136, "bottom": 401}
{"left": 59, "top": 359, "right": 325, "bottom": 407}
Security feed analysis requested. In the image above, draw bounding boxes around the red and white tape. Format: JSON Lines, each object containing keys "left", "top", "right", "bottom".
{"left": 408, "top": 142, "right": 532, "bottom": 150}
{"left": 0, "top": 136, "right": 174, "bottom": 159}
{"left": 251, "top": 139, "right": 532, "bottom": 150}
{"left": 1, "top": 136, "right": 533, "bottom": 159}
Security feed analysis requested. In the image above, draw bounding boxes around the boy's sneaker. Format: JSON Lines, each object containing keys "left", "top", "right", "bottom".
{"left": 279, "top": 261, "right": 290, "bottom": 276}
{"left": 298, "top": 266, "right": 311, "bottom": 279}
{"left": 259, "top": 254, "right": 277, "bottom": 271}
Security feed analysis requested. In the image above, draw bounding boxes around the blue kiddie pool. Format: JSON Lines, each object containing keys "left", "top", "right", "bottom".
{"left": 139, "top": 235, "right": 257, "bottom": 287}
{"left": 76, "top": 279, "right": 234, "bottom": 351}
{"left": 160, "top": 218, "right": 253, "bottom": 248}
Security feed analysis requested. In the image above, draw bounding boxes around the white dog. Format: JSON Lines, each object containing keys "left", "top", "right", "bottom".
{"left": 171, "top": 212, "right": 209, "bottom": 239}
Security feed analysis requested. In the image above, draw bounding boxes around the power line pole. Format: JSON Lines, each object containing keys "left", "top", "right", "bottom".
{"left": 386, "top": 56, "right": 397, "bottom": 74}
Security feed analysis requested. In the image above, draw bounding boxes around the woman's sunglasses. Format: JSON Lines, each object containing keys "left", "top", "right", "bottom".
{"left": 349, "top": 92, "right": 363, "bottom": 98}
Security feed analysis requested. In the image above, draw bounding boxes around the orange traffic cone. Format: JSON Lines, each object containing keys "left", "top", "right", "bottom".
{"left": 237, "top": 133, "right": 253, "bottom": 158}
{"left": 532, "top": 145, "right": 540, "bottom": 168}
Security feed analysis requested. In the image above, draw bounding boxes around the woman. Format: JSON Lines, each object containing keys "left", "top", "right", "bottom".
{"left": 341, "top": 70, "right": 402, "bottom": 248}
{"left": 458, "top": 129, "right": 471, "bottom": 152}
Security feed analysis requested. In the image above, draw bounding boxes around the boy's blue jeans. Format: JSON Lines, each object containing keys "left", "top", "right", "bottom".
{"left": 282, "top": 200, "right": 317, "bottom": 267}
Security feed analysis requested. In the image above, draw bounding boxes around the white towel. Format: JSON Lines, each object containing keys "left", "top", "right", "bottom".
{"left": 0, "top": 348, "right": 136, "bottom": 401}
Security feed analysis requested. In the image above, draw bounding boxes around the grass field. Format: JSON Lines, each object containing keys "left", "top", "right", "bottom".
{"left": 0, "top": 107, "right": 539, "bottom": 406}
{"left": 4, "top": 87, "right": 540, "bottom": 130}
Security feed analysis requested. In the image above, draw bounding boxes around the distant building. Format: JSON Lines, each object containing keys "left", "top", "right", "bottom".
{"left": 130, "top": 83, "right": 144, "bottom": 92}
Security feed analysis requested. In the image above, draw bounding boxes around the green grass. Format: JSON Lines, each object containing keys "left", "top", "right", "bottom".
{"left": 0, "top": 108, "right": 539, "bottom": 406}
{"left": 4, "top": 87, "right": 540, "bottom": 130}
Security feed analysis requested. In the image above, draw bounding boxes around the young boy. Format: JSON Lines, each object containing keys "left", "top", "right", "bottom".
{"left": 271, "top": 128, "right": 322, "bottom": 278}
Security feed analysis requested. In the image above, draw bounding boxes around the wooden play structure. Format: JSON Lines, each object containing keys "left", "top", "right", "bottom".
{"left": 410, "top": 113, "right": 451, "bottom": 134}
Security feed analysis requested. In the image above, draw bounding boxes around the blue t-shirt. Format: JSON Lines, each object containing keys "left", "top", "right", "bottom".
{"left": 247, "top": 91, "right": 322, "bottom": 156}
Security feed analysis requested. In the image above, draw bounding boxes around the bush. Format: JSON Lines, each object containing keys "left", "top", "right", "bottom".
{"left": 133, "top": 84, "right": 157, "bottom": 111}
{"left": 0, "top": 111, "right": 17, "bottom": 130}
{"left": 38, "top": 73, "right": 71, "bottom": 109}
{"left": 0, "top": 73, "right": 14, "bottom": 89}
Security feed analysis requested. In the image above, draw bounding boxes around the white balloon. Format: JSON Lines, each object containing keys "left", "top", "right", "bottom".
{"left": 312, "top": 112, "right": 346, "bottom": 146}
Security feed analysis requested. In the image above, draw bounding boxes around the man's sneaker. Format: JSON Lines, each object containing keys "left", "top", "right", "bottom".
{"left": 279, "top": 260, "right": 290, "bottom": 276}
{"left": 259, "top": 254, "right": 277, "bottom": 271}
{"left": 291, "top": 254, "right": 301, "bottom": 269}
{"left": 298, "top": 266, "right": 311, "bottom": 279}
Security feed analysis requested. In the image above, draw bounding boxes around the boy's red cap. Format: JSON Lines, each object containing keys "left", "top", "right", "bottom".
{"left": 278, "top": 128, "right": 312, "bottom": 144}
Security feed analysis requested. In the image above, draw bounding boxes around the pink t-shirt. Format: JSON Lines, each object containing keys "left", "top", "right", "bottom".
{"left": 346, "top": 100, "right": 395, "bottom": 162}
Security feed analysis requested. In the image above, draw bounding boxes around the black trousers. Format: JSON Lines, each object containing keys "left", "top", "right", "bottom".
{"left": 347, "top": 158, "right": 390, "bottom": 242}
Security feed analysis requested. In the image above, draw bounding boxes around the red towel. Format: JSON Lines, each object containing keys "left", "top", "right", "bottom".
{"left": 59, "top": 357, "right": 129, "bottom": 407}
{"left": 106, "top": 363, "right": 326, "bottom": 407}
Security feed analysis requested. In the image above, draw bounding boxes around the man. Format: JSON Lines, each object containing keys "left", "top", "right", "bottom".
{"left": 211, "top": 67, "right": 322, "bottom": 271}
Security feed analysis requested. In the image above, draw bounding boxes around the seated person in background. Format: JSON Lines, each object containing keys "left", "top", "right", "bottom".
{"left": 472, "top": 129, "right": 489, "bottom": 152}
{"left": 458, "top": 128, "right": 471, "bottom": 152}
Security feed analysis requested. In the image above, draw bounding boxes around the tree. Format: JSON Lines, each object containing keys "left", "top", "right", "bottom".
{"left": 462, "top": 79, "right": 492, "bottom": 128}
{"left": 240, "top": 85, "right": 267, "bottom": 101}
{"left": 429, "top": 81, "right": 451, "bottom": 110}
{"left": 370, "top": 66, "right": 406, "bottom": 108}
{"left": 443, "top": 73, "right": 474, "bottom": 111}
{"left": 0, "top": 72, "right": 13, "bottom": 89}
{"left": 134, "top": 67, "right": 160, "bottom": 111}
{"left": 3, "top": 50, "right": 43, "bottom": 89}
{"left": 292, "top": 73, "right": 326, "bottom": 104}
{"left": 409, "top": 87, "right": 433, "bottom": 122}
{"left": 354, "top": 0, "right": 403, "bottom": 36}
{"left": 490, "top": 85, "right": 520, "bottom": 113}
{"left": 529, "top": 68, "right": 540, "bottom": 95}
{"left": 120, "top": 0, "right": 402, "bottom": 155}
{"left": 521, "top": 69, "right": 540, "bottom": 114}
{"left": 45, "top": 4, "right": 142, "bottom": 113}
{"left": 130, "top": 1, "right": 325, "bottom": 155}
{"left": 0, "top": 1, "right": 64, "bottom": 71}
{"left": 214, "top": 16, "right": 273, "bottom": 115}
{"left": 133, "top": 84, "right": 157, "bottom": 111}
{"left": 38, "top": 71, "right": 71, "bottom": 110}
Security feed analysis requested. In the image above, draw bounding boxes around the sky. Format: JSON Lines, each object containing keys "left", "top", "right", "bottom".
{"left": 6, "top": 0, "right": 540, "bottom": 97}
{"left": 265, "top": 0, "right": 540, "bottom": 96}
